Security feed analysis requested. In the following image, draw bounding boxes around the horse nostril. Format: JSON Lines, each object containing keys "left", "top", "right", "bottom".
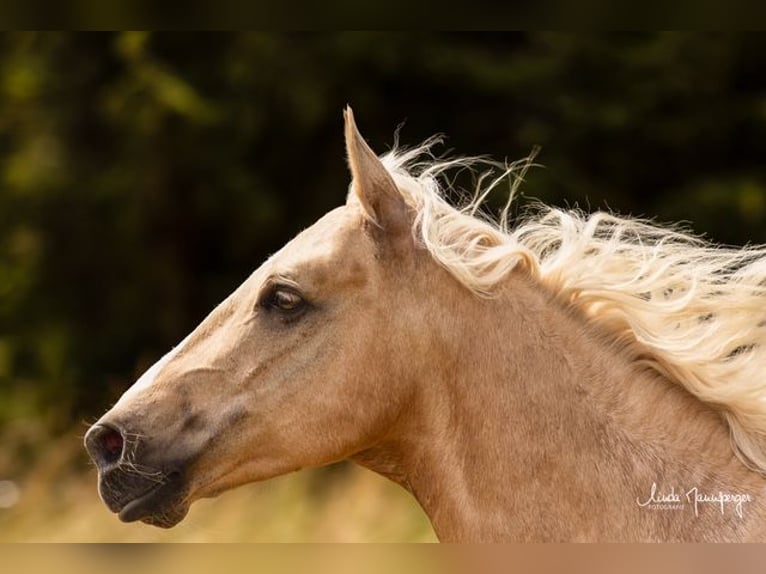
{"left": 102, "top": 429, "right": 124, "bottom": 462}
{"left": 85, "top": 423, "right": 126, "bottom": 467}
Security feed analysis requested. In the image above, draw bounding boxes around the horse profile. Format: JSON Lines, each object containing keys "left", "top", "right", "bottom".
{"left": 85, "top": 107, "right": 766, "bottom": 541}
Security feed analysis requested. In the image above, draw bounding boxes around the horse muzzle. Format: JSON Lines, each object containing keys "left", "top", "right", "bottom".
{"left": 84, "top": 422, "right": 190, "bottom": 528}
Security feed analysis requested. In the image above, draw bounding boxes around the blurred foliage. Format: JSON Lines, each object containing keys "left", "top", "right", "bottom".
{"left": 2, "top": 32, "right": 766, "bottom": 440}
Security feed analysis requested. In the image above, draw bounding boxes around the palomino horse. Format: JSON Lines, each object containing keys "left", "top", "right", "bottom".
{"left": 85, "top": 108, "right": 766, "bottom": 541}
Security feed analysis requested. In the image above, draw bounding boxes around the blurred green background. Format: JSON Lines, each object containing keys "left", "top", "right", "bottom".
{"left": 1, "top": 32, "right": 766, "bottom": 541}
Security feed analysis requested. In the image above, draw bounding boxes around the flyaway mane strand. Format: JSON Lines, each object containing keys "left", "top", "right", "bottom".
{"left": 375, "top": 141, "right": 766, "bottom": 474}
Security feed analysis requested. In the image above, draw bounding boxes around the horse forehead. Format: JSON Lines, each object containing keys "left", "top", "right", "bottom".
{"left": 276, "top": 206, "right": 369, "bottom": 267}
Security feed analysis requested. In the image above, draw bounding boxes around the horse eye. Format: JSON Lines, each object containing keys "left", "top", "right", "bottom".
{"left": 273, "top": 289, "right": 302, "bottom": 311}
{"left": 262, "top": 286, "right": 305, "bottom": 313}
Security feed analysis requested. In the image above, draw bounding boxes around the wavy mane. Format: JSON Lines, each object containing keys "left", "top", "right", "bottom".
{"left": 377, "top": 141, "right": 766, "bottom": 474}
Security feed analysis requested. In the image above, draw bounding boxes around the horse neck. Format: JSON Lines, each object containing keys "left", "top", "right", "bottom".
{"left": 354, "top": 268, "right": 766, "bottom": 541}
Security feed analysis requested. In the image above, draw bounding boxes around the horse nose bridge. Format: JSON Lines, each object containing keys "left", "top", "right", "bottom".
{"left": 84, "top": 421, "right": 127, "bottom": 471}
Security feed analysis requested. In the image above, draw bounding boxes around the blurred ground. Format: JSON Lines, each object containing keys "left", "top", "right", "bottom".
{"left": 0, "top": 424, "right": 435, "bottom": 542}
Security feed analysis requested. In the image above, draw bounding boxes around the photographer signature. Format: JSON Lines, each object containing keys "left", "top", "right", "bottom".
{"left": 637, "top": 482, "right": 752, "bottom": 518}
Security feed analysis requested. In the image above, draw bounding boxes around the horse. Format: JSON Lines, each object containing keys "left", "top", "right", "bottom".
{"left": 85, "top": 107, "right": 766, "bottom": 541}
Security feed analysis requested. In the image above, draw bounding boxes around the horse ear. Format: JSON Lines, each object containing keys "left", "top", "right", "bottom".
{"left": 344, "top": 107, "right": 409, "bottom": 237}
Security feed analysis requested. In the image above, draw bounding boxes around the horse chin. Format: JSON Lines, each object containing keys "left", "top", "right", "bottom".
{"left": 137, "top": 505, "right": 189, "bottom": 529}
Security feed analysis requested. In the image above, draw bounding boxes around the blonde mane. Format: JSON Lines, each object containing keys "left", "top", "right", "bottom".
{"left": 378, "top": 142, "right": 766, "bottom": 474}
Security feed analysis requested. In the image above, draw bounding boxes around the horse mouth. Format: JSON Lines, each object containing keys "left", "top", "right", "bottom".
{"left": 118, "top": 486, "right": 188, "bottom": 528}
{"left": 102, "top": 471, "right": 189, "bottom": 528}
